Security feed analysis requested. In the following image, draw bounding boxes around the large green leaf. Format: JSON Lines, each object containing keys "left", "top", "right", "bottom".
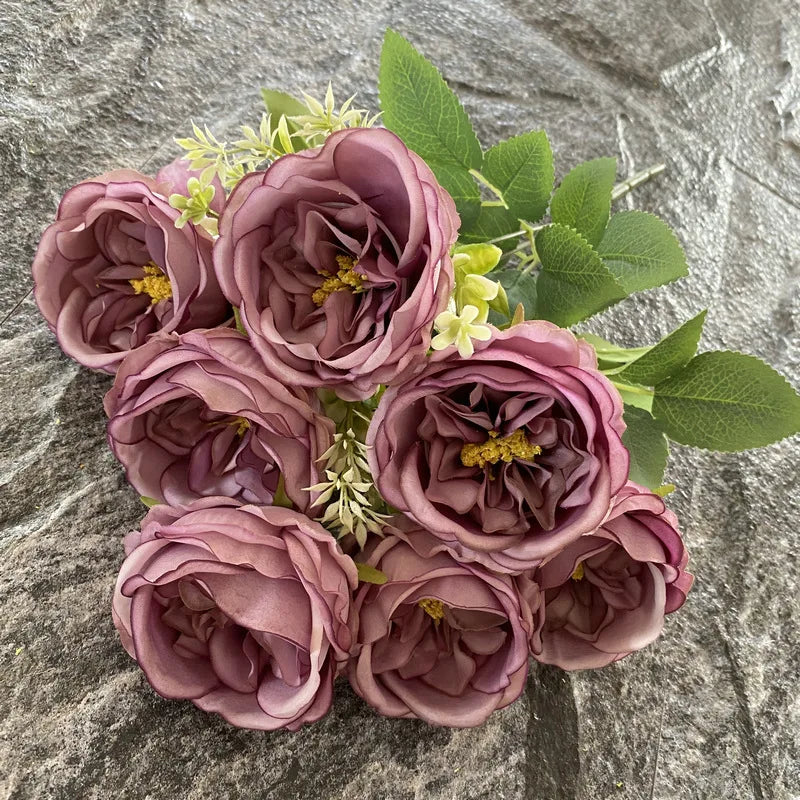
{"left": 490, "top": 269, "right": 538, "bottom": 322}
{"left": 482, "top": 131, "right": 553, "bottom": 223}
{"left": 618, "top": 310, "right": 706, "bottom": 385}
{"left": 622, "top": 406, "right": 670, "bottom": 490}
{"left": 379, "top": 30, "right": 482, "bottom": 171}
{"left": 535, "top": 224, "right": 627, "bottom": 327}
{"left": 550, "top": 157, "right": 617, "bottom": 247}
{"left": 597, "top": 211, "right": 688, "bottom": 294}
{"left": 653, "top": 351, "right": 800, "bottom": 451}
{"left": 260, "top": 89, "right": 307, "bottom": 124}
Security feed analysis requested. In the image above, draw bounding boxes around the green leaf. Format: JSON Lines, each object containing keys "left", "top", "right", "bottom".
{"left": 482, "top": 131, "right": 553, "bottom": 223}
{"left": 355, "top": 562, "right": 388, "bottom": 585}
{"left": 621, "top": 407, "right": 669, "bottom": 490}
{"left": 458, "top": 205, "right": 520, "bottom": 251}
{"left": 260, "top": 89, "right": 307, "bottom": 120}
{"left": 550, "top": 157, "right": 617, "bottom": 247}
{"left": 652, "top": 351, "right": 800, "bottom": 451}
{"left": 140, "top": 496, "right": 160, "bottom": 508}
{"left": 597, "top": 211, "right": 688, "bottom": 294}
{"left": 379, "top": 30, "right": 483, "bottom": 172}
{"left": 534, "top": 224, "right": 627, "bottom": 327}
{"left": 434, "top": 163, "right": 480, "bottom": 228}
{"left": 487, "top": 269, "right": 538, "bottom": 324}
{"left": 618, "top": 310, "right": 706, "bottom": 385}
{"left": 233, "top": 307, "right": 248, "bottom": 336}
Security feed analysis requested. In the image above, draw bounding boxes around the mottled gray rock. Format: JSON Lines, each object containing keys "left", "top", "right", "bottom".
{"left": 1, "top": 1, "right": 799, "bottom": 798}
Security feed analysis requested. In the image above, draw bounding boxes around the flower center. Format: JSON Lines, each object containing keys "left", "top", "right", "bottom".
{"left": 311, "top": 254, "right": 366, "bottom": 306}
{"left": 232, "top": 416, "right": 250, "bottom": 437}
{"left": 418, "top": 598, "right": 446, "bottom": 622}
{"left": 460, "top": 429, "right": 542, "bottom": 469}
{"left": 129, "top": 262, "right": 172, "bottom": 304}
{"left": 571, "top": 562, "right": 585, "bottom": 581}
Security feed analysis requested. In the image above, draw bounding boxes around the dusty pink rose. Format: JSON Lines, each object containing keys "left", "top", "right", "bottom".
{"left": 368, "top": 321, "right": 629, "bottom": 573}
{"left": 112, "top": 498, "right": 357, "bottom": 730}
{"left": 104, "top": 328, "right": 333, "bottom": 508}
{"left": 213, "top": 127, "right": 459, "bottom": 400}
{"left": 526, "top": 482, "right": 693, "bottom": 670}
{"left": 32, "top": 169, "right": 229, "bottom": 372}
{"left": 348, "top": 524, "right": 538, "bottom": 727}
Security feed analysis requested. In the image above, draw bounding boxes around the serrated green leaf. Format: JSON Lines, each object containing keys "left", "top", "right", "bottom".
{"left": 379, "top": 29, "right": 482, "bottom": 171}
{"left": 458, "top": 205, "right": 520, "bottom": 251}
{"left": 597, "top": 210, "right": 688, "bottom": 294}
{"left": 621, "top": 406, "right": 669, "bottom": 490}
{"left": 433, "top": 163, "right": 480, "bottom": 228}
{"left": 550, "top": 157, "right": 617, "bottom": 247}
{"left": 618, "top": 310, "right": 706, "bottom": 385}
{"left": 652, "top": 351, "right": 800, "bottom": 451}
{"left": 482, "top": 131, "right": 553, "bottom": 223}
{"left": 355, "top": 562, "right": 388, "bottom": 585}
{"left": 534, "top": 223, "right": 627, "bottom": 326}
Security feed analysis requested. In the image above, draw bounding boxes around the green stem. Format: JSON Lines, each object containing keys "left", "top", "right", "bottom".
{"left": 469, "top": 169, "right": 508, "bottom": 208}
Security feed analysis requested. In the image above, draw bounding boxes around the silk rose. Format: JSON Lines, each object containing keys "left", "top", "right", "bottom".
{"left": 368, "top": 321, "right": 629, "bottom": 573}
{"left": 525, "top": 482, "right": 693, "bottom": 670}
{"left": 104, "top": 328, "right": 332, "bottom": 508}
{"left": 112, "top": 499, "right": 357, "bottom": 730}
{"left": 213, "top": 127, "right": 459, "bottom": 400}
{"left": 348, "top": 524, "right": 538, "bottom": 727}
{"left": 32, "top": 169, "right": 228, "bottom": 372}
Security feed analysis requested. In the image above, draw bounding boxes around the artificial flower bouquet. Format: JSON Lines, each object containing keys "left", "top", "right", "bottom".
{"left": 31, "top": 31, "right": 800, "bottom": 730}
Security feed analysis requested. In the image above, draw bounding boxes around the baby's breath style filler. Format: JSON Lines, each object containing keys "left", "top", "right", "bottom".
{"left": 31, "top": 29, "right": 800, "bottom": 730}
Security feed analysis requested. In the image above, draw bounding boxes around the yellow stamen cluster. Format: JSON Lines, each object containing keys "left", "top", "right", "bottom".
{"left": 571, "top": 562, "right": 585, "bottom": 581}
{"left": 460, "top": 429, "right": 542, "bottom": 469}
{"left": 418, "top": 598, "right": 446, "bottom": 622}
{"left": 232, "top": 417, "right": 250, "bottom": 438}
{"left": 129, "top": 263, "right": 172, "bottom": 304}
{"left": 311, "top": 254, "right": 366, "bottom": 306}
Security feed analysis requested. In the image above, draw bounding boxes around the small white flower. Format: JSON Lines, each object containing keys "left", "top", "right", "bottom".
{"left": 431, "top": 304, "right": 492, "bottom": 358}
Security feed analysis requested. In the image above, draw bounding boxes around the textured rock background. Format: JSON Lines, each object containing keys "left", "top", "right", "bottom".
{"left": 1, "top": 1, "right": 799, "bottom": 798}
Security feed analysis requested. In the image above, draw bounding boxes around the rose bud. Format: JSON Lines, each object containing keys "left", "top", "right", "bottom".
{"left": 348, "top": 524, "right": 538, "bottom": 728}
{"left": 32, "top": 169, "right": 229, "bottom": 372}
{"left": 104, "top": 328, "right": 333, "bottom": 508}
{"left": 526, "top": 483, "right": 693, "bottom": 670}
{"left": 368, "top": 321, "right": 629, "bottom": 573}
{"left": 112, "top": 499, "right": 357, "bottom": 730}
{"left": 213, "top": 127, "right": 459, "bottom": 401}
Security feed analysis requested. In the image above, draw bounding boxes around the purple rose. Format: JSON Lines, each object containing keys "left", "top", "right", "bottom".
{"left": 213, "top": 127, "right": 459, "bottom": 400}
{"left": 526, "top": 482, "right": 693, "bottom": 670}
{"left": 348, "top": 524, "right": 537, "bottom": 727}
{"left": 104, "top": 328, "right": 333, "bottom": 509}
{"left": 112, "top": 499, "right": 357, "bottom": 730}
{"left": 368, "top": 321, "right": 630, "bottom": 573}
{"left": 32, "top": 170, "right": 229, "bottom": 372}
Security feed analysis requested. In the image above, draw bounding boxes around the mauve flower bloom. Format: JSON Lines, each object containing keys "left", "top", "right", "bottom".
{"left": 104, "top": 328, "right": 333, "bottom": 508}
{"left": 213, "top": 127, "right": 459, "bottom": 401}
{"left": 526, "top": 482, "right": 693, "bottom": 670}
{"left": 368, "top": 321, "right": 629, "bottom": 573}
{"left": 112, "top": 498, "right": 357, "bottom": 730}
{"left": 32, "top": 169, "right": 229, "bottom": 372}
{"left": 348, "top": 524, "right": 538, "bottom": 727}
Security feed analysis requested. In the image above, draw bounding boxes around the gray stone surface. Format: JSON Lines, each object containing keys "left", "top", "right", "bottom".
{"left": 1, "top": 0, "right": 799, "bottom": 797}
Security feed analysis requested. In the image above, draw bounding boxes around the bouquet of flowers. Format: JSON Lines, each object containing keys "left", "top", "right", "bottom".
{"left": 31, "top": 31, "right": 800, "bottom": 730}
